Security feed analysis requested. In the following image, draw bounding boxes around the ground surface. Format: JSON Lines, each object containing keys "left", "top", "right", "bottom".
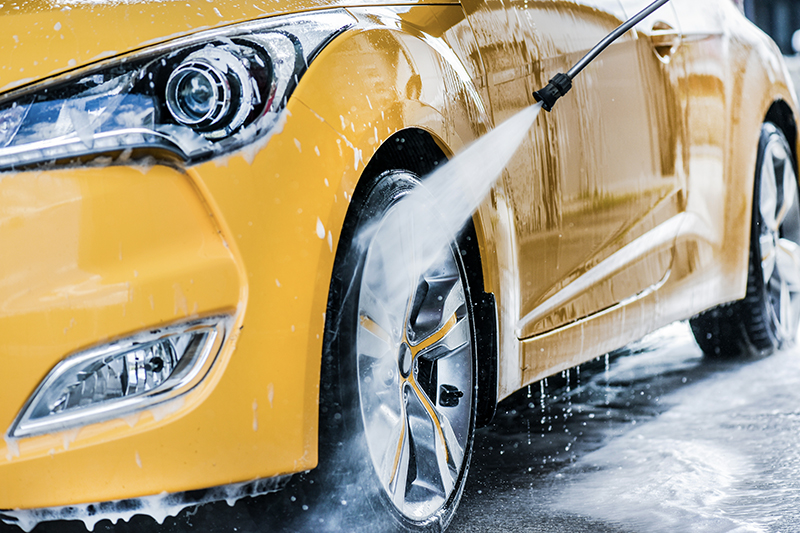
{"left": 450, "top": 322, "right": 800, "bottom": 533}
{"left": 4, "top": 322, "right": 800, "bottom": 532}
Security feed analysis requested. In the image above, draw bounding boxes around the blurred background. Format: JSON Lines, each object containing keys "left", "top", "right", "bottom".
{"left": 743, "top": 0, "right": 800, "bottom": 55}
{"left": 742, "top": 0, "right": 800, "bottom": 89}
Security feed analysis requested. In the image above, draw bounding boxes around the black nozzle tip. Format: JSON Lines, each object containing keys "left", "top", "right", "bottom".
{"left": 533, "top": 72, "right": 572, "bottom": 112}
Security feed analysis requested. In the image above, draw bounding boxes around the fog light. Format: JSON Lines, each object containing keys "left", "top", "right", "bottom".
{"left": 9, "top": 316, "right": 230, "bottom": 439}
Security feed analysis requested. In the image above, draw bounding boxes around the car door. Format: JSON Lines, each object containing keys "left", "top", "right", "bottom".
{"left": 656, "top": 0, "right": 728, "bottom": 280}
{"left": 462, "top": 0, "right": 687, "bottom": 338}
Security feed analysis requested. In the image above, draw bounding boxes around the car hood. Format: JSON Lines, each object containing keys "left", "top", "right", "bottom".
{"left": 0, "top": 0, "right": 431, "bottom": 95}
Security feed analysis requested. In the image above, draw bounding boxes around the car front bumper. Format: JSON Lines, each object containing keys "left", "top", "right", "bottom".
{"left": 0, "top": 99, "right": 351, "bottom": 511}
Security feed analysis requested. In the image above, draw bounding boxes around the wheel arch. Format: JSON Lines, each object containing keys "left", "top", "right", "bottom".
{"left": 765, "top": 99, "right": 799, "bottom": 167}
{"left": 292, "top": 13, "right": 502, "bottom": 432}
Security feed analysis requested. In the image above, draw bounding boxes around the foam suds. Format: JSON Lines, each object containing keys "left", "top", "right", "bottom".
{"left": 0, "top": 476, "right": 291, "bottom": 533}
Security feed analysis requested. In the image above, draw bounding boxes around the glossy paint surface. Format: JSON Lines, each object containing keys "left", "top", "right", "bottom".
{"left": 519, "top": 0, "right": 798, "bottom": 389}
{"left": 0, "top": 0, "right": 796, "bottom": 514}
{"left": 0, "top": 0, "right": 451, "bottom": 94}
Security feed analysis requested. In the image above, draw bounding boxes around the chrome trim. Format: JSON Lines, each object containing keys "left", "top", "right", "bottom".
{"left": 515, "top": 213, "right": 685, "bottom": 337}
{"left": 8, "top": 315, "right": 233, "bottom": 439}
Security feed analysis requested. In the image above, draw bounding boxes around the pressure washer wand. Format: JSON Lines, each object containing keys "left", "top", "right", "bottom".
{"left": 533, "top": 0, "right": 671, "bottom": 111}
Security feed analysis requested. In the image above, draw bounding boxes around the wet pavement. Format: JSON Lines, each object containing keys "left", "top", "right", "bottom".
{"left": 452, "top": 322, "right": 800, "bottom": 533}
{"left": 5, "top": 321, "right": 800, "bottom": 532}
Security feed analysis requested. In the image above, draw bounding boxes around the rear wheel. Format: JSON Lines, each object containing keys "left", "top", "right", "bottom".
{"left": 691, "top": 123, "right": 800, "bottom": 357}
{"left": 317, "top": 169, "right": 477, "bottom": 531}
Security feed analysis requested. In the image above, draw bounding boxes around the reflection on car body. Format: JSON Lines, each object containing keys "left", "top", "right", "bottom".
{"left": 0, "top": 0, "right": 798, "bottom": 531}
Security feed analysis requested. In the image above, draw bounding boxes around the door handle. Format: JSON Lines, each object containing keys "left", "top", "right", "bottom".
{"left": 650, "top": 21, "right": 681, "bottom": 60}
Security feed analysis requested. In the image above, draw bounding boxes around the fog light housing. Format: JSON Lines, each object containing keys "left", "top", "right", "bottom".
{"left": 8, "top": 316, "right": 230, "bottom": 439}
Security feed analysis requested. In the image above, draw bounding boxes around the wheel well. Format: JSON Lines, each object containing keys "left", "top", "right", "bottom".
{"left": 356, "top": 128, "right": 499, "bottom": 427}
{"left": 765, "top": 100, "right": 798, "bottom": 166}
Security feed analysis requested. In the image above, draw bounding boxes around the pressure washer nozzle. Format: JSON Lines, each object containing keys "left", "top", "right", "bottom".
{"left": 533, "top": 73, "right": 572, "bottom": 112}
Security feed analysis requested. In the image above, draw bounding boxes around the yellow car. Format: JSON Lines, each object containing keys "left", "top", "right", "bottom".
{"left": 0, "top": 0, "right": 797, "bottom": 530}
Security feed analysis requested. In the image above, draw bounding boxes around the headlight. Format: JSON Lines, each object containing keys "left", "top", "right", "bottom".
{"left": 0, "top": 10, "right": 354, "bottom": 170}
{"left": 9, "top": 317, "right": 231, "bottom": 439}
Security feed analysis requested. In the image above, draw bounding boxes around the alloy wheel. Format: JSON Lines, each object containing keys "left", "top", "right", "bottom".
{"left": 355, "top": 199, "right": 474, "bottom": 521}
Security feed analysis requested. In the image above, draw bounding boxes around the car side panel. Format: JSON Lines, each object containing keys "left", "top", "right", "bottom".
{"left": 667, "top": 0, "right": 799, "bottom": 312}
{"left": 517, "top": 0, "right": 800, "bottom": 393}
{"left": 463, "top": 0, "right": 684, "bottom": 346}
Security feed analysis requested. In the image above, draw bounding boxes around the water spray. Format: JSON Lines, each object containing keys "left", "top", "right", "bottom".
{"left": 533, "top": 0, "right": 672, "bottom": 112}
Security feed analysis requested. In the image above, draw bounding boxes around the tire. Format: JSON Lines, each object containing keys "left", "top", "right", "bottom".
{"left": 313, "top": 169, "right": 477, "bottom": 532}
{"left": 691, "top": 122, "right": 800, "bottom": 358}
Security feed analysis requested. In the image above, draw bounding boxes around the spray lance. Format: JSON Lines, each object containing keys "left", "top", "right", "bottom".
{"left": 533, "top": 0, "right": 672, "bottom": 112}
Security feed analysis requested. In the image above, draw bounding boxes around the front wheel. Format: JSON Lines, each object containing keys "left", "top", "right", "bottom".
{"left": 691, "top": 122, "right": 800, "bottom": 357}
{"left": 318, "top": 169, "right": 477, "bottom": 532}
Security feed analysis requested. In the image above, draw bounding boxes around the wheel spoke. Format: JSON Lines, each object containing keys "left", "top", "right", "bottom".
{"left": 437, "top": 408, "right": 465, "bottom": 474}
{"left": 777, "top": 152, "right": 798, "bottom": 227}
{"left": 434, "top": 427, "right": 456, "bottom": 497}
{"left": 761, "top": 233, "right": 777, "bottom": 283}
{"left": 409, "top": 271, "right": 467, "bottom": 351}
{"left": 776, "top": 239, "right": 800, "bottom": 290}
{"left": 415, "top": 315, "right": 470, "bottom": 361}
{"left": 406, "top": 382, "right": 464, "bottom": 499}
{"left": 411, "top": 311, "right": 458, "bottom": 356}
{"left": 761, "top": 150, "right": 779, "bottom": 231}
{"left": 386, "top": 411, "right": 409, "bottom": 504}
{"left": 409, "top": 375, "right": 466, "bottom": 472}
{"left": 395, "top": 210, "right": 423, "bottom": 299}
{"left": 406, "top": 386, "right": 446, "bottom": 503}
{"left": 361, "top": 281, "right": 400, "bottom": 333}
{"left": 410, "top": 273, "right": 462, "bottom": 332}
{"left": 358, "top": 357, "right": 403, "bottom": 431}
{"left": 359, "top": 314, "right": 393, "bottom": 349}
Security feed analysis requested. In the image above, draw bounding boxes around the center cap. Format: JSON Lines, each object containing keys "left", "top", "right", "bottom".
{"left": 399, "top": 343, "right": 412, "bottom": 378}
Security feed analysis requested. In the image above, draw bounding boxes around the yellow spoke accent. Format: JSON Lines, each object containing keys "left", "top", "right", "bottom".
{"left": 408, "top": 377, "right": 450, "bottom": 463}
{"left": 409, "top": 312, "right": 458, "bottom": 357}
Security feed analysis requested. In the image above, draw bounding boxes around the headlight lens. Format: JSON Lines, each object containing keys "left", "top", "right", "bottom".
{"left": 9, "top": 317, "right": 231, "bottom": 439}
{"left": 0, "top": 10, "right": 354, "bottom": 170}
{"left": 168, "top": 58, "right": 235, "bottom": 128}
